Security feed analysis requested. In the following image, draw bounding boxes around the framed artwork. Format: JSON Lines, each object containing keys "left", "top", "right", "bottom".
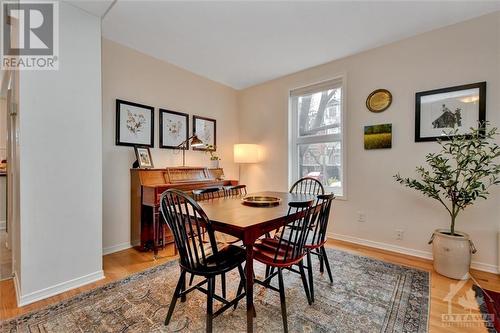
{"left": 364, "top": 124, "right": 392, "bottom": 149}
{"left": 116, "top": 99, "right": 155, "bottom": 147}
{"left": 193, "top": 116, "right": 216, "bottom": 151}
{"left": 159, "top": 109, "right": 189, "bottom": 149}
{"left": 134, "top": 146, "right": 154, "bottom": 168}
{"left": 415, "top": 82, "right": 486, "bottom": 142}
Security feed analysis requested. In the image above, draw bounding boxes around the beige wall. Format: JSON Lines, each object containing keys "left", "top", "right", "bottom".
{"left": 238, "top": 12, "right": 500, "bottom": 271}
{"left": 102, "top": 39, "right": 239, "bottom": 253}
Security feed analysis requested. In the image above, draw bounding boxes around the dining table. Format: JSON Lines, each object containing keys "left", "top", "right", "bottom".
{"left": 198, "top": 191, "right": 318, "bottom": 333}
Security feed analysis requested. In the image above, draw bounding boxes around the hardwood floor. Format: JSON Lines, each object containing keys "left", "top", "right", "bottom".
{"left": 1, "top": 239, "right": 498, "bottom": 332}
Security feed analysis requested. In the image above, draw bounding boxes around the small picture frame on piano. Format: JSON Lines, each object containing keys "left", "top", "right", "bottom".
{"left": 134, "top": 146, "right": 154, "bottom": 169}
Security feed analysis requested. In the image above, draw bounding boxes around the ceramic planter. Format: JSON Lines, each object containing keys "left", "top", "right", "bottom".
{"left": 429, "top": 229, "right": 476, "bottom": 280}
{"left": 209, "top": 160, "right": 220, "bottom": 169}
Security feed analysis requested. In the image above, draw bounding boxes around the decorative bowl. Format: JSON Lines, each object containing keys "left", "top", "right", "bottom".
{"left": 242, "top": 196, "right": 281, "bottom": 207}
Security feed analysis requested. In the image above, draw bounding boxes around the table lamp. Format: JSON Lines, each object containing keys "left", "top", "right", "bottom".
{"left": 178, "top": 134, "right": 204, "bottom": 167}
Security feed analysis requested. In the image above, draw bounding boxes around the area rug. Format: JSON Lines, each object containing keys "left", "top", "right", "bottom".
{"left": 473, "top": 285, "right": 500, "bottom": 333}
{"left": 0, "top": 248, "right": 429, "bottom": 333}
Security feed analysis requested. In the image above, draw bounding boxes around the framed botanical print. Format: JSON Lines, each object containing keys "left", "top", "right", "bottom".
{"left": 116, "top": 99, "right": 155, "bottom": 147}
{"left": 193, "top": 116, "right": 216, "bottom": 151}
{"left": 159, "top": 109, "right": 189, "bottom": 149}
{"left": 415, "top": 82, "right": 486, "bottom": 142}
{"left": 134, "top": 146, "right": 154, "bottom": 168}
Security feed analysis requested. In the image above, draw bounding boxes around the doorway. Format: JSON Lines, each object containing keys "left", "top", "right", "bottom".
{"left": 0, "top": 70, "right": 14, "bottom": 281}
{"left": 0, "top": 79, "right": 9, "bottom": 279}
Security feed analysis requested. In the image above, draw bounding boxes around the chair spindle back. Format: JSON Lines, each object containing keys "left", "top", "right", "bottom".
{"left": 224, "top": 184, "right": 247, "bottom": 197}
{"left": 308, "top": 194, "right": 335, "bottom": 247}
{"left": 289, "top": 177, "right": 325, "bottom": 196}
{"left": 272, "top": 200, "right": 314, "bottom": 264}
{"left": 192, "top": 187, "right": 224, "bottom": 201}
{"left": 160, "top": 189, "right": 220, "bottom": 272}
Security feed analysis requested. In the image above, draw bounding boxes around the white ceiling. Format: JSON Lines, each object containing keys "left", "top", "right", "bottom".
{"left": 97, "top": 1, "right": 500, "bottom": 90}
{"left": 66, "top": 0, "right": 115, "bottom": 17}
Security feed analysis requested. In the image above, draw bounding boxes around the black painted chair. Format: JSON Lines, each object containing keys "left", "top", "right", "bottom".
{"left": 160, "top": 189, "right": 246, "bottom": 333}
{"left": 191, "top": 186, "right": 237, "bottom": 297}
{"left": 192, "top": 187, "right": 224, "bottom": 201}
{"left": 288, "top": 177, "right": 333, "bottom": 277}
{"left": 244, "top": 200, "right": 314, "bottom": 333}
{"left": 289, "top": 177, "right": 325, "bottom": 196}
{"left": 224, "top": 184, "right": 247, "bottom": 197}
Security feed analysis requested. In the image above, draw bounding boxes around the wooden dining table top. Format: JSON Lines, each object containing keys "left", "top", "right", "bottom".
{"left": 197, "top": 191, "right": 316, "bottom": 240}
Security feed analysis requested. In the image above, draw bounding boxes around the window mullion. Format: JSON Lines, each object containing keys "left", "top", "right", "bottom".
{"left": 296, "top": 134, "right": 341, "bottom": 145}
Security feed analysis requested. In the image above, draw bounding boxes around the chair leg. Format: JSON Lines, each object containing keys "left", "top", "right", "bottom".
{"left": 206, "top": 277, "right": 215, "bottom": 333}
{"left": 165, "top": 270, "right": 186, "bottom": 326}
{"left": 234, "top": 264, "right": 255, "bottom": 316}
{"left": 189, "top": 273, "right": 195, "bottom": 286}
{"left": 234, "top": 264, "right": 246, "bottom": 309}
{"left": 277, "top": 268, "right": 288, "bottom": 333}
{"left": 317, "top": 248, "right": 324, "bottom": 273}
{"left": 306, "top": 250, "right": 315, "bottom": 303}
{"left": 221, "top": 273, "right": 227, "bottom": 299}
{"left": 180, "top": 271, "right": 187, "bottom": 302}
{"left": 298, "top": 260, "right": 312, "bottom": 305}
{"left": 321, "top": 246, "right": 333, "bottom": 283}
{"left": 266, "top": 266, "right": 276, "bottom": 286}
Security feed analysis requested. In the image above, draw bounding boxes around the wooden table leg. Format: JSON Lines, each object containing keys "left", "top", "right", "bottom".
{"left": 245, "top": 245, "right": 254, "bottom": 333}
{"left": 152, "top": 207, "right": 159, "bottom": 259}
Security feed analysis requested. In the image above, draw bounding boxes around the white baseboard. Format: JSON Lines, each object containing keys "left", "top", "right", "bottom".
{"left": 102, "top": 242, "right": 133, "bottom": 255}
{"left": 17, "top": 270, "right": 105, "bottom": 307}
{"left": 0, "top": 220, "right": 5, "bottom": 231}
{"left": 329, "top": 232, "right": 499, "bottom": 274}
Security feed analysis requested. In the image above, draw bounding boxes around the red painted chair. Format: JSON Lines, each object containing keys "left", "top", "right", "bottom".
{"left": 249, "top": 200, "right": 315, "bottom": 333}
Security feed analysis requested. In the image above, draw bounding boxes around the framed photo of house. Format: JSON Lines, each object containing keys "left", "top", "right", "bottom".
{"left": 159, "top": 109, "right": 189, "bottom": 149}
{"left": 116, "top": 99, "right": 155, "bottom": 147}
{"left": 193, "top": 116, "right": 216, "bottom": 151}
{"left": 415, "top": 82, "right": 486, "bottom": 142}
{"left": 134, "top": 146, "right": 154, "bottom": 168}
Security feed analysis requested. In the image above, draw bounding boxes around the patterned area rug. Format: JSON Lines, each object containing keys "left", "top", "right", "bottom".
{"left": 473, "top": 285, "right": 499, "bottom": 333}
{"left": 0, "top": 248, "right": 429, "bottom": 332}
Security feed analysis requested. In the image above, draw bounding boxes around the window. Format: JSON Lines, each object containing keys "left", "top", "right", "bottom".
{"left": 289, "top": 78, "right": 345, "bottom": 197}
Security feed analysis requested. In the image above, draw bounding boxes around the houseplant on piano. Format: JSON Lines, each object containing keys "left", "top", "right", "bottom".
{"left": 395, "top": 125, "right": 500, "bottom": 279}
{"left": 205, "top": 144, "right": 221, "bottom": 168}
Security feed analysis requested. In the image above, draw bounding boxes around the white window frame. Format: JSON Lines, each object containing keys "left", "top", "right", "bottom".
{"left": 288, "top": 76, "right": 347, "bottom": 199}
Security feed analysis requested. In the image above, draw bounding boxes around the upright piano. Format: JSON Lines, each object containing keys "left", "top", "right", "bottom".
{"left": 131, "top": 167, "right": 237, "bottom": 256}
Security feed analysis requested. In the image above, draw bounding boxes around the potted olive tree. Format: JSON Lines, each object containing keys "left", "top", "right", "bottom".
{"left": 395, "top": 126, "right": 500, "bottom": 279}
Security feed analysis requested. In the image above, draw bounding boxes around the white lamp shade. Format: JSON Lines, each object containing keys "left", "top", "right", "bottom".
{"left": 234, "top": 144, "right": 261, "bottom": 164}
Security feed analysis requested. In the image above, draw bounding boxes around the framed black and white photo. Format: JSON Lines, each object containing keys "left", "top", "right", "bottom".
{"left": 134, "top": 146, "right": 154, "bottom": 168}
{"left": 159, "top": 109, "right": 189, "bottom": 149}
{"left": 415, "top": 82, "right": 486, "bottom": 142}
{"left": 193, "top": 116, "right": 216, "bottom": 151}
{"left": 116, "top": 99, "right": 155, "bottom": 147}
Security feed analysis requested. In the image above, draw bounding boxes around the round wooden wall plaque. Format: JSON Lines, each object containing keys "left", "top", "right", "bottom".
{"left": 366, "top": 89, "right": 392, "bottom": 112}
